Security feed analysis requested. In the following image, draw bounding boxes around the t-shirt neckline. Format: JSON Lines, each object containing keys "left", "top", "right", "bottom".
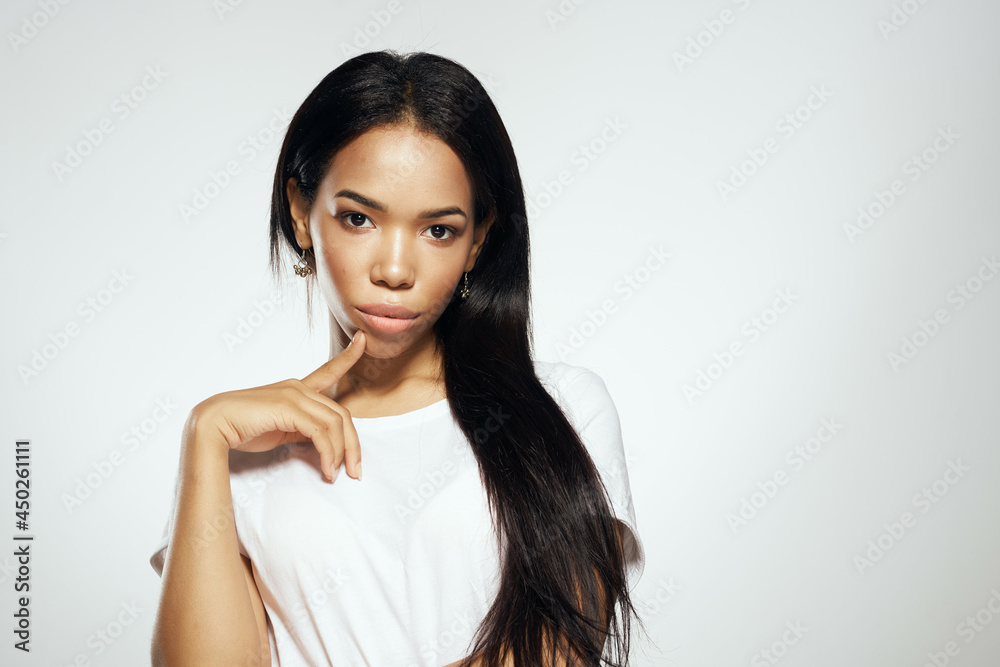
{"left": 350, "top": 397, "right": 451, "bottom": 429}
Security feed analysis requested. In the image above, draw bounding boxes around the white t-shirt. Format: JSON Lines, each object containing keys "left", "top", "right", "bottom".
{"left": 150, "top": 360, "right": 644, "bottom": 666}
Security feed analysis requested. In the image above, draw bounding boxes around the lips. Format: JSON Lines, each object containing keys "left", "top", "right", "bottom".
{"left": 356, "top": 303, "right": 418, "bottom": 319}
{"left": 356, "top": 304, "right": 419, "bottom": 335}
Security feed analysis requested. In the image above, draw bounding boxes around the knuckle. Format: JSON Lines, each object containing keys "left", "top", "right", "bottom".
{"left": 281, "top": 385, "right": 303, "bottom": 402}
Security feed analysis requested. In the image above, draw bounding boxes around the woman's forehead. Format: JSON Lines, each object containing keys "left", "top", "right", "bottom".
{"left": 321, "top": 126, "right": 473, "bottom": 208}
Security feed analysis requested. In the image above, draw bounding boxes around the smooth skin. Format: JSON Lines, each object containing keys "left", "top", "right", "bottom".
{"left": 290, "top": 123, "right": 493, "bottom": 424}
{"left": 150, "top": 332, "right": 369, "bottom": 666}
{"left": 150, "top": 123, "right": 497, "bottom": 666}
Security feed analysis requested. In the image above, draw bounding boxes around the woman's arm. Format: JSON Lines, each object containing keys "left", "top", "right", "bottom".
{"left": 240, "top": 554, "right": 273, "bottom": 667}
{"left": 150, "top": 414, "right": 267, "bottom": 666}
{"left": 151, "top": 332, "right": 367, "bottom": 665}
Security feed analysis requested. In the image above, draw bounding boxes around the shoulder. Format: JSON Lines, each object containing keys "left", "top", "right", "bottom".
{"left": 533, "top": 359, "right": 612, "bottom": 401}
{"left": 534, "top": 360, "right": 644, "bottom": 580}
{"left": 532, "top": 360, "right": 625, "bottom": 478}
{"left": 533, "top": 360, "right": 619, "bottom": 433}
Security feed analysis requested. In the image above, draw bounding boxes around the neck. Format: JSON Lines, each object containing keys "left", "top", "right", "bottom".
{"left": 326, "top": 316, "right": 445, "bottom": 405}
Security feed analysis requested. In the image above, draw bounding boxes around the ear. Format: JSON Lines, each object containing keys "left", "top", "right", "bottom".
{"left": 464, "top": 212, "right": 494, "bottom": 272}
{"left": 286, "top": 177, "right": 312, "bottom": 250}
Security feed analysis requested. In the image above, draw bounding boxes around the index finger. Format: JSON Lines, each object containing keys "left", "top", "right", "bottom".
{"left": 300, "top": 330, "right": 367, "bottom": 393}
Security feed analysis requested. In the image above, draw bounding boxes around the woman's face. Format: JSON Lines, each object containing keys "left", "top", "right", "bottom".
{"left": 288, "top": 123, "right": 491, "bottom": 359}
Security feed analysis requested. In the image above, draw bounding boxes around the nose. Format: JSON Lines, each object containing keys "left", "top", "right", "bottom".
{"left": 370, "top": 227, "right": 415, "bottom": 289}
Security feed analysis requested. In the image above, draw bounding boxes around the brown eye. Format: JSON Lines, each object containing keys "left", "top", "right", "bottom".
{"left": 425, "top": 224, "right": 454, "bottom": 240}
{"left": 340, "top": 212, "right": 373, "bottom": 228}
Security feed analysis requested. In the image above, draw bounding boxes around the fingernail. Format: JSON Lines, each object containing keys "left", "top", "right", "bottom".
{"left": 356, "top": 462, "right": 363, "bottom": 481}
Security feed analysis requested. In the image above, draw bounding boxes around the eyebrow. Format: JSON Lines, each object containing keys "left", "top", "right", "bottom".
{"left": 333, "top": 189, "right": 468, "bottom": 220}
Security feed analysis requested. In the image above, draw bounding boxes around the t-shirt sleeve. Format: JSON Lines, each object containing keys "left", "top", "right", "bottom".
{"left": 551, "top": 365, "right": 646, "bottom": 590}
{"left": 149, "top": 486, "right": 174, "bottom": 577}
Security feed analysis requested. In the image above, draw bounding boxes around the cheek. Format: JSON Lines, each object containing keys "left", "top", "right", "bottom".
{"left": 312, "top": 240, "right": 361, "bottom": 308}
{"left": 318, "top": 240, "right": 364, "bottom": 281}
{"left": 426, "top": 253, "right": 465, "bottom": 286}
{"left": 423, "top": 262, "right": 466, "bottom": 315}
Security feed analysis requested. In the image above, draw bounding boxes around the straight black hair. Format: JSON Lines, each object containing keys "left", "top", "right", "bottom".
{"left": 268, "top": 50, "right": 639, "bottom": 666}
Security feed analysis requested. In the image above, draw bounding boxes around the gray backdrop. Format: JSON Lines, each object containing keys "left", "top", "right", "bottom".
{"left": 2, "top": 0, "right": 999, "bottom": 665}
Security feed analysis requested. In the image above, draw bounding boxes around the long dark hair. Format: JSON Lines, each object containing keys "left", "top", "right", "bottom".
{"left": 268, "top": 50, "right": 638, "bottom": 666}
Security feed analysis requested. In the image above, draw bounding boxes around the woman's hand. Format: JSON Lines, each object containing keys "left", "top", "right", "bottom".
{"left": 151, "top": 335, "right": 368, "bottom": 665}
{"left": 190, "top": 330, "right": 368, "bottom": 481}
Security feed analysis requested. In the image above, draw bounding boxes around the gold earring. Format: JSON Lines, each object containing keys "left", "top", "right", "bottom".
{"left": 293, "top": 249, "right": 313, "bottom": 277}
{"left": 459, "top": 272, "right": 469, "bottom": 299}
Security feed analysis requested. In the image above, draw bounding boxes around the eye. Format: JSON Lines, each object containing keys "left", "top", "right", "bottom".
{"left": 423, "top": 224, "right": 455, "bottom": 241}
{"left": 340, "top": 212, "right": 374, "bottom": 229}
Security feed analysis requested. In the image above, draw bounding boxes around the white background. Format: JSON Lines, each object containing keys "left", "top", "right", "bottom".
{"left": 2, "top": 0, "right": 999, "bottom": 665}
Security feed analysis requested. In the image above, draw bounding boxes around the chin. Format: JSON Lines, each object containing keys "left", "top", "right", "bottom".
{"left": 362, "top": 322, "right": 433, "bottom": 359}
{"left": 360, "top": 336, "right": 407, "bottom": 360}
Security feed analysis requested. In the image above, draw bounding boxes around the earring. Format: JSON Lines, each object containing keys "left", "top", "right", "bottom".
{"left": 459, "top": 272, "right": 469, "bottom": 299}
{"left": 293, "top": 249, "right": 313, "bottom": 277}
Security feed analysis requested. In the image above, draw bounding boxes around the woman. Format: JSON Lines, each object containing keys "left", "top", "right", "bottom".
{"left": 150, "top": 50, "right": 644, "bottom": 666}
